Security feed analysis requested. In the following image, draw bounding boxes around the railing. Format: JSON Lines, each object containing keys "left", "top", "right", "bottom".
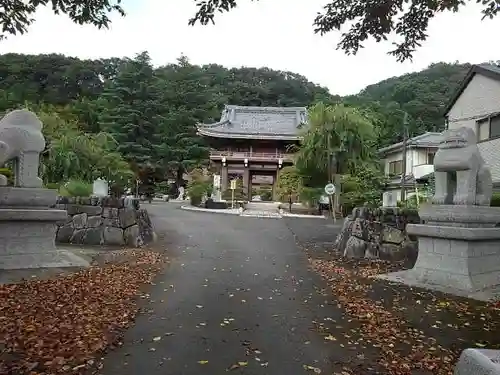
{"left": 209, "top": 150, "right": 294, "bottom": 161}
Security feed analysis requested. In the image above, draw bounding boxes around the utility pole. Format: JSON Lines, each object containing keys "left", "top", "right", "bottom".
{"left": 327, "top": 133, "right": 333, "bottom": 218}
{"left": 400, "top": 112, "right": 409, "bottom": 202}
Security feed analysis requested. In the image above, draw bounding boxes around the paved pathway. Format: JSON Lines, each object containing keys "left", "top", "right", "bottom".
{"left": 100, "top": 203, "right": 342, "bottom": 375}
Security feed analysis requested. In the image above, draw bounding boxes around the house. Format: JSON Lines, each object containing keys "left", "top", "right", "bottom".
{"left": 444, "top": 64, "right": 500, "bottom": 186}
{"left": 379, "top": 132, "right": 443, "bottom": 207}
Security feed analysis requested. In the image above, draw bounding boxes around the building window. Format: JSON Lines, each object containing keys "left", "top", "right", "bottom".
{"left": 388, "top": 160, "right": 403, "bottom": 175}
{"left": 491, "top": 115, "right": 500, "bottom": 139}
{"left": 476, "top": 114, "right": 500, "bottom": 141}
{"left": 427, "top": 153, "right": 435, "bottom": 165}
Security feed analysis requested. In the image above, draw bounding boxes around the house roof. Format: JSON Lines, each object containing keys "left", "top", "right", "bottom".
{"left": 444, "top": 64, "right": 500, "bottom": 116}
{"left": 378, "top": 132, "right": 443, "bottom": 155}
{"left": 196, "top": 105, "right": 307, "bottom": 140}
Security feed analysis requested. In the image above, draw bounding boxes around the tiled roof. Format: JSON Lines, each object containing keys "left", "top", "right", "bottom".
{"left": 378, "top": 132, "right": 443, "bottom": 155}
{"left": 197, "top": 105, "right": 307, "bottom": 140}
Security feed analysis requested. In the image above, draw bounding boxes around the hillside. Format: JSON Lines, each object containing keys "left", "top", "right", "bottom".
{"left": 344, "top": 62, "right": 471, "bottom": 147}
{"left": 0, "top": 53, "right": 474, "bottom": 148}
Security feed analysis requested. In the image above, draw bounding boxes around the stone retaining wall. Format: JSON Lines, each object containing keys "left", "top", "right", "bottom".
{"left": 334, "top": 206, "right": 420, "bottom": 261}
{"left": 54, "top": 196, "right": 155, "bottom": 247}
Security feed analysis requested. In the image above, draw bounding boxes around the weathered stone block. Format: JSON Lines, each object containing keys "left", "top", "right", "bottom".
{"left": 379, "top": 243, "right": 406, "bottom": 261}
{"left": 84, "top": 227, "right": 104, "bottom": 245}
{"left": 78, "top": 197, "right": 91, "bottom": 205}
{"left": 56, "top": 224, "right": 74, "bottom": 243}
{"left": 351, "top": 218, "right": 368, "bottom": 240}
{"left": 70, "top": 228, "right": 86, "bottom": 244}
{"left": 66, "top": 204, "right": 102, "bottom": 216}
{"left": 136, "top": 208, "right": 155, "bottom": 243}
{"left": 119, "top": 207, "right": 137, "bottom": 228}
{"left": 72, "top": 213, "right": 87, "bottom": 229}
{"left": 343, "top": 236, "right": 366, "bottom": 258}
{"left": 87, "top": 215, "right": 103, "bottom": 228}
{"left": 103, "top": 227, "right": 124, "bottom": 245}
{"left": 454, "top": 348, "right": 500, "bottom": 375}
{"left": 124, "top": 224, "right": 141, "bottom": 247}
{"left": 382, "top": 226, "right": 404, "bottom": 244}
{"left": 365, "top": 243, "right": 379, "bottom": 259}
{"left": 102, "top": 207, "right": 119, "bottom": 219}
{"left": 334, "top": 217, "right": 353, "bottom": 252}
{"left": 103, "top": 217, "right": 120, "bottom": 227}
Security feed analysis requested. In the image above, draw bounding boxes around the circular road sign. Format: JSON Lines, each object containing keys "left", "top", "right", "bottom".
{"left": 324, "top": 183, "right": 336, "bottom": 195}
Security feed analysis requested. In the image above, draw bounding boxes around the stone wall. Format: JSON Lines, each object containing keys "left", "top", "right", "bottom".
{"left": 334, "top": 206, "right": 420, "bottom": 261}
{"left": 54, "top": 196, "right": 156, "bottom": 247}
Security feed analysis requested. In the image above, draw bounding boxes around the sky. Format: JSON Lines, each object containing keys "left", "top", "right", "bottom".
{"left": 1, "top": 0, "right": 499, "bottom": 96}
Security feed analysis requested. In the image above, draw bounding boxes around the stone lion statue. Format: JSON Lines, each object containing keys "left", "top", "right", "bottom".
{"left": 0, "top": 110, "right": 45, "bottom": 188}
{"left": 432, "top": 126, "right": 492, "bottom": 206}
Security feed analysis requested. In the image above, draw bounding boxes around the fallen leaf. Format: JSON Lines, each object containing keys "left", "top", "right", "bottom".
{"left": 0, "top": 250, "right": 165, "bottom": 375}
{"left": 197, "top": 360, "right": 209, "bottom": 364}
{"left": 303, "top": 364, "right": 322, "bottom": 373}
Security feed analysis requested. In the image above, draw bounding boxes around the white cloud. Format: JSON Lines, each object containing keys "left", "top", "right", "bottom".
{"left": 0, "top": 0, "right": 498, "bottom": 95}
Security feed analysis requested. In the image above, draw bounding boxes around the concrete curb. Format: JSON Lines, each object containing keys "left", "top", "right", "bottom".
{"left": 281, "top": 213, "right": 327, "bottom": 219}
{"left": 181, "top": 205, "right": 328, "bottom": 220}
{"left": 180, "top": 205, "right": 241, "bottom": 215}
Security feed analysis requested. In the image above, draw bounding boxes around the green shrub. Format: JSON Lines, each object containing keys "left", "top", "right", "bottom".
{"left": 0, "top": 167, "right": 14, "bottom": 185}
{"left": 299, "top": 187, "right": 323, "bottom": 208}
{"left": 260, "top": 190, "right": 273, "bottom": 201}
{"left": 45, "top": 182, "right": 60, "bottom": 190}
{"left": 222, "top": 178, "right": 247, "bottom": 202}
{"left": 491, "top": 192, "right": 500, "bottom": 207}
{"left": 60, "top": 180, "right": 93, "bottom": 197}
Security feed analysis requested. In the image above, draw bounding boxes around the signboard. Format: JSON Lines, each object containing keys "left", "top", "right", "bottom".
{"left": 213, "top": 174, "right": 221, "bottom": 189}
{"left": 319, "top": 195, "right": 329, "bottom": 204}
{"left": 230, "top": 179, "right": 237, "bottom": 190}
{"left": 324, "top": 183, "right": 336, "bottom": 195}
{"left": 93, "top": 178, "right": 108, "bottom": 197}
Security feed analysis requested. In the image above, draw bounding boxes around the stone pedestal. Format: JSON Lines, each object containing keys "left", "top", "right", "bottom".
{"left": 378, "top": 205, "right": 500, "bottom": 300}
{"left": 454, "top": 349, "right": 500, "bottom": 375}
{"left": 0, "top": 188, "right": 88, "bottom": 270}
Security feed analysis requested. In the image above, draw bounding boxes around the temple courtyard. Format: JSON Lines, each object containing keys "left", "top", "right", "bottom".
{"left": 1, "top": 202, "right": 499, "bottom": 374}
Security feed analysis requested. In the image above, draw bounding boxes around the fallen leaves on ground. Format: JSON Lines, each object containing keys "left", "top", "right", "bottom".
{"left": 0, "top": 250, "right": 164, "bottom": 375}
{"left": 307, "top": 252, "right": 500, "bottom": 375}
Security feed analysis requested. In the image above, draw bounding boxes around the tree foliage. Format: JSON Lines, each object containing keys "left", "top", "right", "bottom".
{"left": 189, "top": 0, "right": 499, "bottom": 61}
{"left": 276, "top": 165, "right": 302, "bottom": 201}
{"left": 0, "top": 0, "right": 125, "bottom": 41}
{"left": 296, "top": 102, "right": 376, "bottom": 184}
{"left": 0, "top": 51, "right": 481, "bottom": 203}
{"left": 341, "top": 162, "right": 388, "bottom": 211}
{"left": 343, "top": 62, "right": 470, "bottom": 146}
{"left": 35, "top": 105, "right": 133, "bottom": 190}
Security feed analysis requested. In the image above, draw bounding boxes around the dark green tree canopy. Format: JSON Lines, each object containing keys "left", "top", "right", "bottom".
{"left": 189, "top": 0, "right": 499, "bottom": 61}
{"left": 0, "top": 0, "right": 125, "bottom": 40}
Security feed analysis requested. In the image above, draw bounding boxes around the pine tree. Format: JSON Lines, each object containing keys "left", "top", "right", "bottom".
{"left": 155, "top": 56, "right": 218, "bottom": 185}
{"left": 99, "top": 52, "right": 165, "bottom": 186}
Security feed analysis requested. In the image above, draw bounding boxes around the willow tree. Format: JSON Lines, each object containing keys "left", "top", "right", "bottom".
{"left": 296, "top": 102, "right": 375, "bottom": 182}
{"left": 295, "top": 102, "right": 377, "bottom": 210}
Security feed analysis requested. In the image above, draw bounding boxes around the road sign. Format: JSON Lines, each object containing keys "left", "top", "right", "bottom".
{"left": 324, "top": 183, "right": 336, "bottom": 195}
{"left": 230, "top": 179, "right": 237, "bottom": 190}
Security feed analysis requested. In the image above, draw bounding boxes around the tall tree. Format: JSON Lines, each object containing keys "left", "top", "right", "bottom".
{"left": 155, "top": 56, "right": 219, "bottom": 184}
{"left": 99, "top": 52, "right": 164, "bottom": 182}
{"left": 0, "top": 0, "right": 125, "bottom": 40}
{"left": 189, "top": 0, "right": 499, "bottom": 61}
{"left": 296, "top": 102, "right": 376, "bottom": 185}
